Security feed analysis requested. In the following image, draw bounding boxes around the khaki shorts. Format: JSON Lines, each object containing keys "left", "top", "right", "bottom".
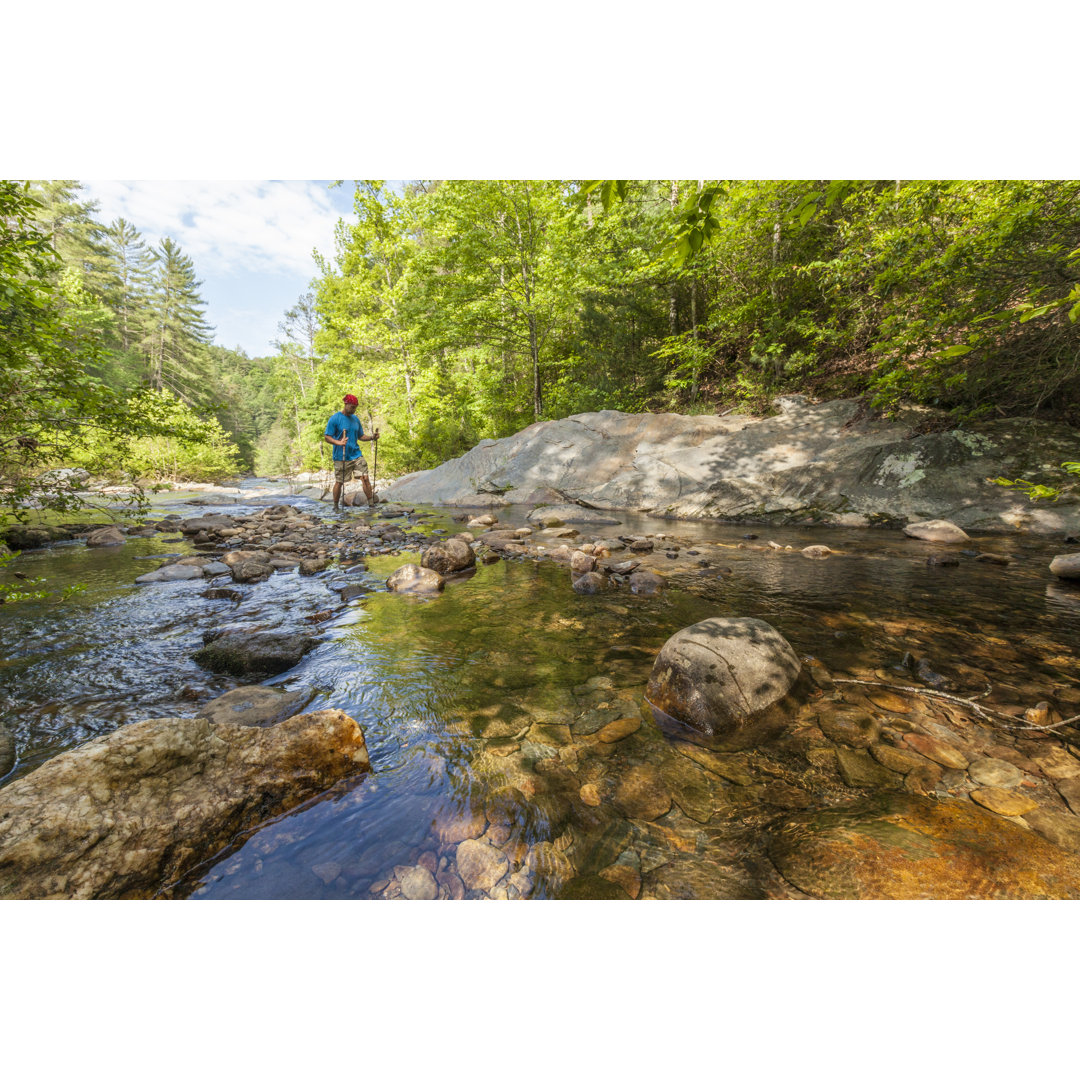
{"left": 334, "top": 457, "right": 368, "bottom": 483}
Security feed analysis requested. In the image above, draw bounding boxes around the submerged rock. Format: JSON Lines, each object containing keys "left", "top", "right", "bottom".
{"left": 135, "top": 563, "right": 205, "bottom": 583}
{"left": 0, "top": 710, "right": 370, "bottom": 899}
{"left": 646, "top": 617, "right": 802, "bottom": 737}
{"left": 197, "top": 685, "right": 319, "bottom": 728}
{"left": 768, "top": 792, "right": 1080, "bottom": 899}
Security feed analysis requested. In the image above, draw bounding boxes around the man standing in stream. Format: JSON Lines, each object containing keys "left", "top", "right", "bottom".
{"left": 324, "top": 393, "right": 380, "bottom": 510}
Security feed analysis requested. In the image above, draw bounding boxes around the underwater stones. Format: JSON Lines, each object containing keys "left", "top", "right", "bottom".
{"left": 202, "top": 586, "right": 242, "bottom": 601}
{"left": 612, "top": 763, "right": 671, "bottom": 821}
{"left": 967, "top": 757, "right": 1023, "bottom": 788}
{"left": 627, "top": 570, "right": 664, "bottom": 596}
{"left": 386, "top": 564, "right": 445, "bottom": 593}
{"left": 135, "top": 563, "right": 205, "bottom": 583}
{"left": 85, "top": 525, "right": 126, "bottom": 547}
{"left": 1025, "top": 809, "right": 1080, "bottom": 854}
{"left": 768, "top": 792, "right": 1080, "bottom": 899}
{"left": 572, "top": 571, "right": 606, "bottom": 595}
{"left": 903, "top": 733, "right": 969, "bottom": 771}
{"left": 455, "top": 838, "right": 509, "bottom": 892}
{"left": 597, "top": 714, "right": 641, "bottom": 742}
{"left": 197, "top": 685, "right": 318, "bottom": 728}
{"left": 646, "top": 617, "right": 802, "bottom": 737}
{"left": 903, "top": 519, "right": 970, "bottom": 544}
{"left": 400, "top": 865, "right": 439, "bottom": 900}
{"left": 554, "top": 874, "right": 630, "bottom": 899}
{"left": 869, "top": 743, "right": 927, "bottom": 774}
{"left": 820, "top": 712, "right": 881, "bottom": 749}
{"left": 191, "top": 630, "right": 318, "bottom": 676}
{"left": 421, "top": 538, "right": 476, "bottom": 575}
{"left": 431, "top": 805, "right": 488, "bottom": 845}
{"left": 0, "top": 710, "right": 370, "bottom": 899}
{"left": 835, "top": 748, "right": 902, "bottom": 790}
{"left": 1049, "top": 553, "right": 1080, "bottom": 580}
{"left": 969, "top": 787, "right": 1039, "bottom": 817}
{"left": 927, "top": 553, "right": 959, "bottom": 567}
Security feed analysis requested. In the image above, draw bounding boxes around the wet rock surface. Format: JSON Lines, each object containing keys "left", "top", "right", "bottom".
{"left": 0, "top": 710, "right": 370, "bottom": 899}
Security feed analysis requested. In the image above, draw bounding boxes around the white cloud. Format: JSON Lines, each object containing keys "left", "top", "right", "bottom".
{"left": 80, "top": 180, "right": 344, "bottom": 278}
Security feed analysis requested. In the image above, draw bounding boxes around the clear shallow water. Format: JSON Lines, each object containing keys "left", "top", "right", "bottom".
{"left": 2, "top": 492, "right": 1079, "bottom": 899}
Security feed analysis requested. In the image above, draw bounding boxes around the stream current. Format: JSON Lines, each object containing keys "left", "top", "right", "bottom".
{"left": 2, "top": 483, "right": 1079, "bottom": 899}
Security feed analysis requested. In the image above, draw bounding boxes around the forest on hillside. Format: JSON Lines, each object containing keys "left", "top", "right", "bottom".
{"left": 2, "top": 179, "right": 1078, "bottom": 513}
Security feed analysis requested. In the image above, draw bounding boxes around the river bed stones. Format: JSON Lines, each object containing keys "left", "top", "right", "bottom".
{"left": 903, "top": 732, "right": 969, "bottom": 770}
{"left": 967, "top": 756, "right": 1023, "bottom": 788}
{"left": 646, "top": 617, "right": 802, "bottom": 737}
{"left": 1050, "top": 553, "right": 1080, "bottom": 580}
{"left": 455, "top": 838, "right": 509, "bottom": 891}
{"left": 421, "top": 538, "right": 476, "bottom": 574}
{"left": 387, "top": 564, "right": 445, "bottom": 593}
{"left": 572, "top": 571, "right": 606, "bottom": 595}
{"left": 903, "top": 519, "right": 970, "bottom": 543}
{"left": 197, "top": 685, "right": 319, "bottom": 728}
{"left": 768, "top": 792, "right": 1080, "bottom": 899}
{"left": 85, "top": 525, "right": 126, "bottom": 547}
{"left": 0, "top": 710, "right": 370, "bottom": 899}
{"left": 135, "top": 563, "right": 206, "bottom": 583}
{"left": 191, "top": 630, "right": 318, "bottom": 676}
{"left": 969, "top": 787, "right": 1039, "bottom": 817}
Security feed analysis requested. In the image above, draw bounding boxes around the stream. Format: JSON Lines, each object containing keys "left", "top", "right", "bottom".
{"left": 2, "top": 481, "right": 1080, "bottom": 899}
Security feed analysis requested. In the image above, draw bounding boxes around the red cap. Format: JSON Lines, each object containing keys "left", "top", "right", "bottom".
{"left": 343, "top": 394, "right": 358, "bottom": 406}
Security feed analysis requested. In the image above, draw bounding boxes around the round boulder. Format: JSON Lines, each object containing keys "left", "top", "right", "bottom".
{"left": 421, "top": 538, "right": 476, "bottom": 574}
{"left": 646, "top": 617, "right": 802, "bottom": 737}
{"left": 903, "top": 519, "right": 970, "bottom": 543}
{"left": 387, "top": 564, "right": 444, "bottom": 593}
{"left": 1050, "top": 554, "right": 1080, "bottom": 580}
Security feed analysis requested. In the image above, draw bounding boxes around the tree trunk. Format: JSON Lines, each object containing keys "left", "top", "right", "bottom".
{"left": 529, "top": 313, "right": 541, "bottom": 419}
{"left": 668, "top": 180, "right": 679, "bottom": 336}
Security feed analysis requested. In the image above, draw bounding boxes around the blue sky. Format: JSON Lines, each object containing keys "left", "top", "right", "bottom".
{"left": 81, "top": 180, "right": 357, "bottom": 358}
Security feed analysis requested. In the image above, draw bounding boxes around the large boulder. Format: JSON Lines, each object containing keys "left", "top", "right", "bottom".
{"left": 768, "top": 792, "right": 1080, "bottom": 899}
{"left": 378, "top": 401, "right": 1080, "bottom": 533}
{"left": 646, "top": 617, "right": 802, "bottom": 737}
{"left": 0, "top": 710, "right": 370, "bottom": 899}
{"left": 230, "top": 559, "right": 274, "bottom": 584}
{"left": 196, "top": 685, "right": 319, "bottom": 727}
{"left": 191, "top": 630, "right": 318, "bottom": 676}
{"left": 421, "top": 538, "right": 476, "bottom": 574}
{"left": 387, "top": 564, "right": 445, "bottom": 593}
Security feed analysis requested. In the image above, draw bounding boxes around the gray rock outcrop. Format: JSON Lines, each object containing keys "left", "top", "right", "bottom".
{"left": 380, "top": 398, "right": 1080, "bottom": 533}
{"left": 0, "top": 710, "right": 370, "bottom": 899}
{"left": 646, "top": 617, "right": 802, "bottom": 737}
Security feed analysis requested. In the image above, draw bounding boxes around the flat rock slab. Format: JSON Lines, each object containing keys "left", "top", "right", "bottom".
{"left": 379, "top": 402, "right": 1080, "bottom": 533}
{"left": 197, "top": 685, "right": 319, "bottom": 728}
{"left": 136, "top": 564, "right": 206, "bottom": 583}
{"left": 768, "top": 792, "right": 1080, "bottom": 899}
{"left": 191, "top": 631, "right": 318, "bottom": 676}
{"left": 0, "top": 710, "right": 370, "bottom": 899}
{"left": 903, "top": 519, "right": 970, "bottom": 543}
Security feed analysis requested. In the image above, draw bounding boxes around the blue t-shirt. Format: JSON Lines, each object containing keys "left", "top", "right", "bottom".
{"left": 325, "top": 412, "right": 364, "bottom": 462}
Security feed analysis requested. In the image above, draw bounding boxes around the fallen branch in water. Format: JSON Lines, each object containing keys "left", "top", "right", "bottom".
{"left": 831, "top": 678, "right": 1080, "bottom": 732}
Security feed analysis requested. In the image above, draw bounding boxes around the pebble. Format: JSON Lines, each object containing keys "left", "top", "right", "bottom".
{"left": 869, "top": 743, "right": 926, "bottom": 774}
{"left": 311, "top": 861, "right": 342, "bottom": 885}
{"left": 970, "top": 787, "right": 1039, "bottom": 817}
{"left": 821, "top": 712, "right": 880, "bottom": 749}
{"left": 612, "top": 764, "right": 672, "bottom": 820}
{"left": 579, "top": 783, "right": 602, "bottom": 806}
{"left": 597, "top": 715, "right": 642, "bottom": 742}
{"left": 864, "top": 690, "right": 912, "bottom": 713}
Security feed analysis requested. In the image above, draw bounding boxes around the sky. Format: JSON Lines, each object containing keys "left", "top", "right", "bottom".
{"left": 80, "top": 180, "right": 357, "bottom": 358}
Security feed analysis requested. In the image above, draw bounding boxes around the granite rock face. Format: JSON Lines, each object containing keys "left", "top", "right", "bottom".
{"left": 380, "top": 398, "right": 1080, "bottom": 533}
{"left": 0, "top": 710, "right": 370, "bottom": 899}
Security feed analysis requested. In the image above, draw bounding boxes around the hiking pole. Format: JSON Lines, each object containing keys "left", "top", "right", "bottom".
{"left": 372, "top": 427, "right": 379, "bottom": 501}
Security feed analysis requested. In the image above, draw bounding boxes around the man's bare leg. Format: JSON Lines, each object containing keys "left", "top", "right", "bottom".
{"left": 361, "top": 475, "right": 376, "bottom": 505}
{"left": 332, "top": 481, "right": 343, "bottom": 510}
